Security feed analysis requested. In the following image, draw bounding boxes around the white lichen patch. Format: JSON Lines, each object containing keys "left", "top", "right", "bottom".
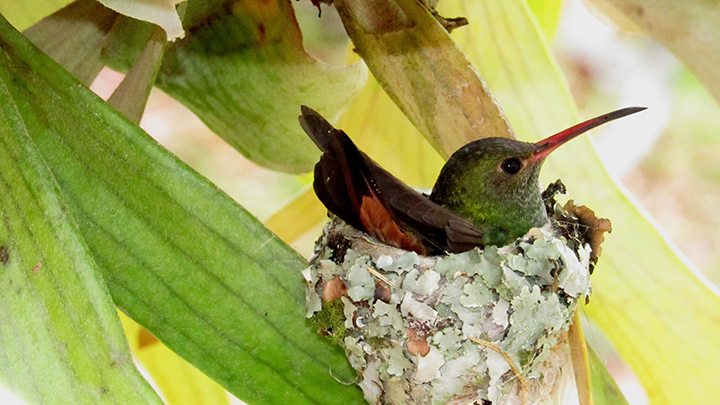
{"left": 306, "top": 214, "right": 593, "bottom": 404}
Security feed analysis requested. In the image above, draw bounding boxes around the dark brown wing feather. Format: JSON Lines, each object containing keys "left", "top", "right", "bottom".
{"left": 300, "top": 106, "right": 426, "bottom": 253}
{"left": 299, "top": 106, "right": 486, "bottom": 254}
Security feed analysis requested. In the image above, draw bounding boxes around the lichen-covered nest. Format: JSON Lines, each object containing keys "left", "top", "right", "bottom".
{"left": 304, "top": 182, "right": 609, "bottom": 404}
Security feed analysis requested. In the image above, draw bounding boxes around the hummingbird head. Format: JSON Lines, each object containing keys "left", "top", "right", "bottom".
{"left": 430, "top": 107, "right": 646, "bottom": 246}
{"left": 430, "top": 138, "right": 548, "bottom": 245}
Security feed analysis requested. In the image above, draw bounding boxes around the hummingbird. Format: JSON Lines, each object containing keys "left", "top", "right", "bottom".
{"left": 299, "top": 106, "right": 645, "bottom": 255}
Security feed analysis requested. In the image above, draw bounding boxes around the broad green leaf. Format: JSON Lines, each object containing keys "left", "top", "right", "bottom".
{"left": 120, "top": 313, "right": 230, "bottom": 405}
{"left": 23, "top": 0, "right": 118, "bottom": 87}
{"left": 585, "top": 0, "right": 720, "bottom": 105}
{"left": 335, "top": 0, "right": 517, "bottom": 158}
{"left": 0, "top": 11, "right": 363, "bottom": 405}
{"left": 153, "top": 0, "right": 366, "bottom": 173}
{"left": 441, "top": 1, "right": 720, "bottom": 403}
{"left": 0, "top": 0, "right": 70, "bottom": 31}
{"left": 98, "top": 0, "right": 185, "bottom": 40}
{"left": 0, "top": 36, "right": 160, "bottom": 404}
{"left": 26, "top": 0, "right": 366, "bottom": 174}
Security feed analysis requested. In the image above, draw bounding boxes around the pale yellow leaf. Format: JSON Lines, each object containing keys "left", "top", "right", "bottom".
{"left": 120, "top": 313, "right": 230, "bottom": 405}
{"left": 440, "top": 1, "right": 720, "bottom": 402}
{"left": 98, "top": 0, "right": 184, "bottom": 40}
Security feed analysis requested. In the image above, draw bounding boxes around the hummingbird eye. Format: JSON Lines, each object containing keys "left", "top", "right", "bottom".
{"left": 500, "top": 157, "right": 523, "bottom": 174}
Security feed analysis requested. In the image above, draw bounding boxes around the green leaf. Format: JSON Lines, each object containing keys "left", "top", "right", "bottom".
{"left": 335, "top": 0, "right": 516, "bottom": 158}
{"left": 154, "top": 0, "right": 366, "bottom": 173}
{"left": 132, "top": 0, "right": 366, "bottom": 173}
{"left": 26, "top": 0, "right": 366, "bottom": 174}
{"left": 0, "top": 30, "right": 160, "bottom": 405}
{"left": 0, "top": 0, "right": 70, "bottom": 31}
{"left": 440, "top": 1, "right": 720, "bottom": 403}
{"left": 525, "top": 0, "right": 564, "bottom": 41}
{"left": 0, "top": 11, "right": 363, "bottom": 405}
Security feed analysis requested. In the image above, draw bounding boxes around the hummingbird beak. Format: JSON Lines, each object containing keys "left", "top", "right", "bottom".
{"left": 531, "top": 106, "right": 647, "bottom": 162}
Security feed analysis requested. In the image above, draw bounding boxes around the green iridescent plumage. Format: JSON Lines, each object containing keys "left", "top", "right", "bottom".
{"left": 430, "top": 138, "right": 546, "bottom": 246}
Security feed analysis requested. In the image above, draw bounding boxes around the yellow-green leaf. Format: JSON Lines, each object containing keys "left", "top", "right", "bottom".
{"left": 526, "top": 0, "right": 565, "bottom": 41}
{"left": 152, "top": 0, "right": 366, "bottom": 173}
{"left": 335, "top": 0, "right": 516, "bottom": 158}
{"left": 0, "top": 0, "right": 70, "bottom": 30}
{"left": 440, "top": 1, "right": 720, "bottom": 403}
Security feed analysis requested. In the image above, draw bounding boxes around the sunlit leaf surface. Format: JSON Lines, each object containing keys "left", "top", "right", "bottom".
{"left": 0, "top": 12, "right": 363, "bottom": 404}
{"left": 335, "top": 0, "right": 516, "bottom": 157}
{"left": 526, "top": 0, "right": 564, "bottom": 41}
{"left": 0, "top": 0, "right": 70, "bottom": 30}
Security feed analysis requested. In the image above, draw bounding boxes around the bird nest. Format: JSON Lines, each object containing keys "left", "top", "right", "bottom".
{"left": 303, "top": 180, "right": 610, "bottom": 404}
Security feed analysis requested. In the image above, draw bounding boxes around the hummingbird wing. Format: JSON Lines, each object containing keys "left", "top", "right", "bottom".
{"left": 299, "top": 106, "right": 487, "bottom": 255}
{"left": 300, "top": 106, "right": 426, "bottom": 254}
{"left": 368, "top": 167, "right": 486, "bottom": 253}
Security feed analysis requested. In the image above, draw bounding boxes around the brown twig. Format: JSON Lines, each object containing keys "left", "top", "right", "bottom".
{"left": 469, "top": 336, "right": 528, "bottom": 404}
